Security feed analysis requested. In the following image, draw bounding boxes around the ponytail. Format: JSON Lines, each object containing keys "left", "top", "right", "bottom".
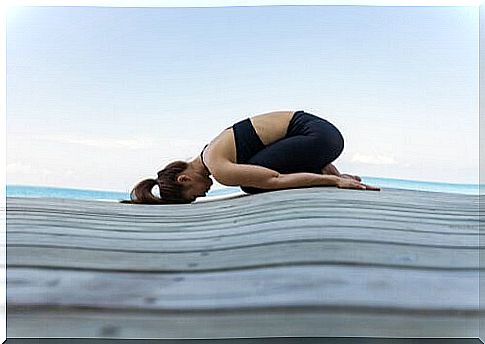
{"left": 119, "top": 178, "right": 166, "bottom": 204}
{"left": 120, "top": 160, "right": 190, "bottom": 205}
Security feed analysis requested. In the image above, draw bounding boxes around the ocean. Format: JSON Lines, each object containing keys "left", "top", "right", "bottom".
{"left": 6, "top": 176, "right": 481, "bottom": 202}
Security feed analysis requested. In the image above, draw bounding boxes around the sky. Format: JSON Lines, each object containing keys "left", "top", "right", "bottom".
{"left": 5, "top": 4, "right": 479, "bottom": 192}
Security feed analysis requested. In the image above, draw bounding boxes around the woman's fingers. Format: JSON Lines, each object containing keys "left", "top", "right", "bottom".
{"left": 356, "top": 182, "right": 381, "bottom": 191}
{"left": 336, "top": 178, "right": 362, "bottom": 189}
{"left": 340, "top": 173, "right": 362, "bottom": 182}
{"left": 361, "top": 183, "right": 380, "bottom": 191}
{"left": 336, "top": 178, "right": 380, "bottom": 191}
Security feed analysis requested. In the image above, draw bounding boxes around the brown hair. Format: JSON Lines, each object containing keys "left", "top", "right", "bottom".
{"left": 120, "top": 160, "right": 191, "bottom": 205}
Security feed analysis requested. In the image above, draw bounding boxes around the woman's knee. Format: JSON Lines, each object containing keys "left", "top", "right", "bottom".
{"left": 316, "top": 126, "right": 344, "bottom": 161}
{"left": 333, "top": 131, "right": 345, "bottom": 158}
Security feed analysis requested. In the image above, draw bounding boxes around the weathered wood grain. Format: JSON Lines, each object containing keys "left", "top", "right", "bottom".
{"left": 6, "top": 187, "right": 481, "bottom": 338}
{"left": 7, "top": 307, "right": 479, "bottom": 338}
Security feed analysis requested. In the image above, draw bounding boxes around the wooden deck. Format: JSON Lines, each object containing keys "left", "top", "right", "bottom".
{"left": 5, "top": 187, "right": 481, "bottom": 338}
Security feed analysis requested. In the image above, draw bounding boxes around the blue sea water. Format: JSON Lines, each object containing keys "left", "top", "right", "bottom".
{"left": 6, "top": 176, "right": 481, "bottom": 202}
{"left": 6, "top": 184, "right": 242, "bottom": 202}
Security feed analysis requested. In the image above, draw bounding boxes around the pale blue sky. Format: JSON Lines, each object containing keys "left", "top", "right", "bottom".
{"left": 6, "top": 5, "right": 478, "bottom": 191}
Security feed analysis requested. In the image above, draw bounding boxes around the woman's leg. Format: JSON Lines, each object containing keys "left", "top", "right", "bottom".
{"left": 321, "top": 162, "right": 341, "bottom": 176}
{"left": 240, "top": 111, "right": 345, "bottom": 194}
{"left": 322, "top": 163, "right": 362, "bottom": 182}
{"left": 241, "top": 134, "right": 344, "bottom": 194}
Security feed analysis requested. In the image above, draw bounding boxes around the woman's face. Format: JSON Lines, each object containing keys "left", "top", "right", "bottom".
{"left": 182, "top": 172, "right": 213, "bottom": 202}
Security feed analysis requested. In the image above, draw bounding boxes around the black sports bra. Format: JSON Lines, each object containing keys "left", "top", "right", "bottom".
{"left": 200, "top": 144, "right": 211, "bottom": 175}
{"left": 200, "top": 125, "right": 233, "bottom": 176}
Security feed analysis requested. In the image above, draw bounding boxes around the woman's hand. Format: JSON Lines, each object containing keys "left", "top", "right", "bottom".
{"left": 340, "top": 173, "right": 362, "bottom": 182}
{"left": 336, "top": 177, "right": 380, "bottom": 191}
{"left": 322, "top": 164, "right": 362, "bottom": 182}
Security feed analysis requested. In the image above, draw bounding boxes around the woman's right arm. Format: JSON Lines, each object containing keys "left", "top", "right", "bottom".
{"left": 211, "top": 161, "right": 373, "bottom": 190}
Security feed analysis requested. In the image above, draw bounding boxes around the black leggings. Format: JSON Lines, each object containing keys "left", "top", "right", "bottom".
{"left": 234, "top": 110, "right": 345, "bottom": 194}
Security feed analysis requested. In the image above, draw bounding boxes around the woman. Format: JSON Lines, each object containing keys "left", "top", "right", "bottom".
{"left": 122, "top": 110, "right": 380, "bottom": 204}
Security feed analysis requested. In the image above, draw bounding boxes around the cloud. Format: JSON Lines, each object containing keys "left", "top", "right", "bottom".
{"left": 7, "top": 162, "right": 52, "bottom": 176}
{"left": 7, "top": 162, "right": 33, "bottom": 173}
{"left": 350, "top": 153, "right": 397, "bottom": 165}
{"left": 17, "top": 133, "right": 203, "bottom": 151}
{"left": 39, "top": 134, "right": 157, "bottom": 150}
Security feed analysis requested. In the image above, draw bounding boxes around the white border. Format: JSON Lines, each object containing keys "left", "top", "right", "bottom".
{"left": 1, "top": 1, "right": 481, "bottom": 342}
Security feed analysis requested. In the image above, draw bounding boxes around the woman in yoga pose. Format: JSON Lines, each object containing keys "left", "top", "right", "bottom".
{"left": 123, "top": 110, "right": 380, "bottom": 204}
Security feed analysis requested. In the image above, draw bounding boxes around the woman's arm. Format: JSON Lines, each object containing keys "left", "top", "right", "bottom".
{"left": 212, "top": 161, "right": 379, "bottom": 190}
{"left": 212, "top": 161, "right": 339, "bottom": 190}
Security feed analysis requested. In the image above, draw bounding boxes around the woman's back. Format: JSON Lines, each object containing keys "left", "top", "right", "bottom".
{"left": 203, "top": 110, "right": 295, "bottom": 169}
{"left": 248, "top": 110, "right": 296, "bottom": 146}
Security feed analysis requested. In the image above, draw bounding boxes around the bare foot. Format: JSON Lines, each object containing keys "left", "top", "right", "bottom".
{"left": 341, "top": 174, "right": 362, "bottom": 182}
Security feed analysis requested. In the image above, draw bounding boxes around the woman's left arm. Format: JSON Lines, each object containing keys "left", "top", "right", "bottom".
{"left": 211, "top": 161, "right": 339, "bottom": 190}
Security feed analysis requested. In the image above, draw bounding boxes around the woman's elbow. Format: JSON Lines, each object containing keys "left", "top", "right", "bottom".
{"left": 211, "top": 173, "right": 239, "bottom": 187}
{"left": 242, "top": 176, "right": 281, "bottom": 190}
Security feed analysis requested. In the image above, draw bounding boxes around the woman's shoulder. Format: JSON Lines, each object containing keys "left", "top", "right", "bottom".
{"left": 204, "top": 127, "right": 237, "bottom": 166}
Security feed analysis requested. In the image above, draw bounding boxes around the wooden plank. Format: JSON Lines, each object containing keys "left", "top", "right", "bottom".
{"left": 6, "top": 187, "right": 479, "bottom": 214}
{"left": 7, "top": 206, "right": 479, "bottom": 228}
{"left": 6, "top": 225, "right": 479, "bottom": 250}
{"left": 6, "top": 218, "right": 479, "bottom": 236}
{"left": 7, "top": 194, "right": 479, "bottom": 215}
{"left": 7, "top": 307, "right": 479, "bottom": 338}
{"left": 7, "top": 266, "right": 478, "bottom": 310}
{"left": 6, "top": 243, "right": 480, "bottom": 271}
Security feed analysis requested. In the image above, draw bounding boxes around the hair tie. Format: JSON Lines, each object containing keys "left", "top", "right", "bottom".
{"left": 153, "top": 178, "right": 162, "bottom": 198}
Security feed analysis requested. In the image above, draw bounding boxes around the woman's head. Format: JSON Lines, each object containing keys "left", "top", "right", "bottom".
{"left": 121, "top": 160, "right": 213, "bottom": 205}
